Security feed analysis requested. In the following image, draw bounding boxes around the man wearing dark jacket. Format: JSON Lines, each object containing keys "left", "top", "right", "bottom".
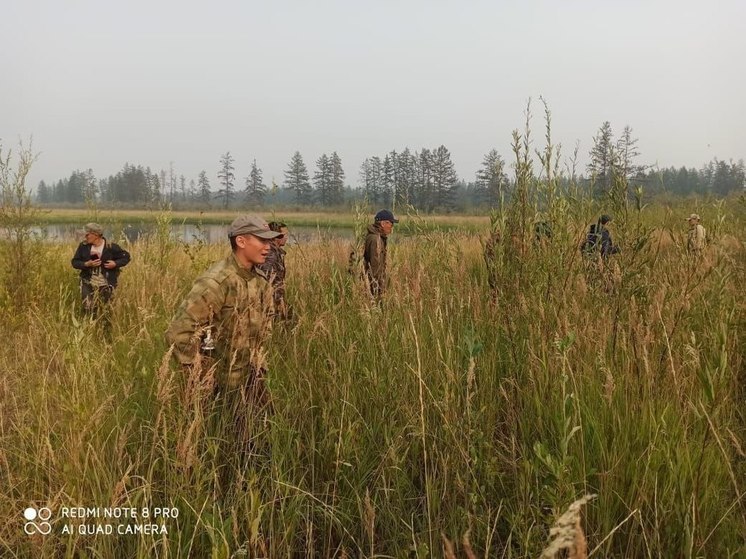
{"left": 71, "top": 222, "right": 131, "bottom": 315}
{"left": 582, "top": 214, "right": 619, "bottom": 259}
{"left": 364, "top": 209, "right": 398, "bottom": 298}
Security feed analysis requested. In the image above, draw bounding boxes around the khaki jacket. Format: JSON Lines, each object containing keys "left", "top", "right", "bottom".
{"left": 688, "top": 224, "right": 706, "bottom": 253}
{"left": 166, "top": 253, "right": 273, "bottom": 388}
{"left": 363, "top": 223, "right": 388, "bottom": 296}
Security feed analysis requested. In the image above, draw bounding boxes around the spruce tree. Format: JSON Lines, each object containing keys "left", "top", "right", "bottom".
{"left": 416, "top": 149, "right": 433, "bottom": 211}
{"left": 197, "top": 170, "right": 211, "bottom": 207}
{"left": 284, "top": 151, "right": 312, "bottom": 205}
{"left": 476, "top": 149, "right": 509, "bottom": 208}
{"left": 37, "top": 180, "right": 50, "bottom": 203}
{"left": 313, "top": 153, "right": 332, "bottom": 205}
{"left": 360, "top": 156, "right": 383, "bottom": 204}
{"left": 329, "top": 152, "right": 345, "bottom": 205}
{"left": 216, "top": 151, "right": 236, "bottom": 209}
{"left": 245, "top": 159, "right": 266, "bottom": 206}
{"left": 616, "top": 125, "right": 642, "bottom": 180}
{"left": 588, "top": 121, "right": 617, "bottom": 199}
{"left": 430, "top": 145, "right": 459, "bottom": 211}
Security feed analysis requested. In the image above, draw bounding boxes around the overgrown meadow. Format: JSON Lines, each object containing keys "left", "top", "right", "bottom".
{"left": 0, "top": 198, "right": 744, "bottom": 557}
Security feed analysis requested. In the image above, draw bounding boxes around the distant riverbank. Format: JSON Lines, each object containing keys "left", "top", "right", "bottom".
{"left": 33, "top": 207, "right": 491, "bottom": 233}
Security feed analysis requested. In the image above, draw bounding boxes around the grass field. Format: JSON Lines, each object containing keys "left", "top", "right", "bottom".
{"left": 0, "top": 203, "right": 744, "bottom": 557}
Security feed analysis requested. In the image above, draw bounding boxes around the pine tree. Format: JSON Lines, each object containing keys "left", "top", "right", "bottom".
{"left": 168, "top": 162, "right": 177, "bottom": 202}
{"left": 245, "top": 159, "right": 266, "bottom": 206}
{"left": 284, "top": 151, "right": 312, "bottom": 204}
{"left": 416, "top": 149, "right": 433, "bottom": 211}
{"left": 150, "top": 173, "right": 161, "bottom": 204}
{"left": 216, "top": 151, "right": 236, "bottom": 209}
{"left": 329, "top": 152, "right": 345, "bottom": 205}
{"left": 83, "top": 168, "right": 97, "bottom": 203}
{"left": 381, "top": 154, "right": 394, "bottom": 208}
{"left": 66, "top": 171, "right": 86, "bottom": 204}
{"left": 587, "top": 121, "right": 617, "bottom": 199}
{"left": 53, "top": 179, "right": 65, "bottom": 203}
{"left": 360, "top": 156, "right": 383, "bottom": 204}
{"left": 313, "top": 153, "right": 332, "bottom": 205}
{"left": 159, "top": 169, "right": 168, "bottom": 201}
{"left": 37, "top": 180, "right": 51, "bottom": 203}
{"left": 396, "top": 148, "right": 415, "bottom": 207}
{"left": 476, "top": 149, "right": 509, "bottom": 207}
{"left": 616, "top": 125, "right": 642, "bottom": 180}
{"left": 197, "top": 170, "right": 211, "bottom": 207}
{"left": 430, "top": 145, "right": 459, "bottom": 211}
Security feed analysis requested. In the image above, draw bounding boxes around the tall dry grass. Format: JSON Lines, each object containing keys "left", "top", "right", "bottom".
{"left": 0, "top": 200, "right": 744, "bottom": 557}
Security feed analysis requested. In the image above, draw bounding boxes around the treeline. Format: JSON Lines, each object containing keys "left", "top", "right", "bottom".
{"left": 35, "top": 122, "right": 745, "bottom": 211}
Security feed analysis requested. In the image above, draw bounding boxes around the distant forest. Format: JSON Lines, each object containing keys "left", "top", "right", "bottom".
{"left": 35, "top": 122, "right": 745, "bottom": 212}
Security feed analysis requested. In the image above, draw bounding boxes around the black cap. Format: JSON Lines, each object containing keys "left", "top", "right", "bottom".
{"left": 374, "top": 209, "right": 399, "bottom": 223}
{"left": 600, "top": 214, "right": 612, "bottom": 224}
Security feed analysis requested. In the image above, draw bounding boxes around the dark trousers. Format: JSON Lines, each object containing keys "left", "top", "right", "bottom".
{"left": 81, "top": 282, "right": 113, "bottom": 316}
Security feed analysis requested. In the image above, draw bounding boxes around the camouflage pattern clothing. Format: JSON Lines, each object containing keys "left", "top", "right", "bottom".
{"left": 256, "top": 243, "right": 288, "bottom": 316}
{"left": 363, "top": 223, "right": 388, "bottom": 297}
{"left": 166, "top": 253, "right": 274, "bottom": 390}
{"left": 687, "top": 223, "right": 706, "bottom": 254}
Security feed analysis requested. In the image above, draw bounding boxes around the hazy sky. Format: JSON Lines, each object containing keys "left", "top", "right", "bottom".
{"left": 1, "top": 0, "right": 744, "bottom": 190}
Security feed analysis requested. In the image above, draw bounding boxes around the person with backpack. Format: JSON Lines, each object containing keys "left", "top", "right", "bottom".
{"left": 581, "top": 214, "right": 619, "bottom": 259}
{"left": 364, "top": 209, "right": 398, "bottom": 299}
{"left": 685, "top": 213, "right": 706, "bottom": 255}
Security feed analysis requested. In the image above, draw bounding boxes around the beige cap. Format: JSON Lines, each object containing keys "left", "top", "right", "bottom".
{"left": 84, "top": 222, "right": 104, "bottom": 235}
{"left": 228, "top": 215, "right": 283, "bottom": 239}
{"left": 686, "top": 213, "right": 701, "bottom": 221}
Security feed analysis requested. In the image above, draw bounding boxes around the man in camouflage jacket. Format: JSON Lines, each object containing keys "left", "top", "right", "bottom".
{"left": 256, "top": 221, "right": 291, "bottom": 319}
{"left": 364, "top": 209, "right": 398, "bottom": 298}
{"left": 166, "top": 215, "right": 282, "bottom": 395}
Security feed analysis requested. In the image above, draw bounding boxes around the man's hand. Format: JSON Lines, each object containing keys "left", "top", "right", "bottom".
{"left": 103, "top": 260, "right": 117, "bottom": 269}
{"left": 85, "top": 258, "right": 102, "bottom": 268}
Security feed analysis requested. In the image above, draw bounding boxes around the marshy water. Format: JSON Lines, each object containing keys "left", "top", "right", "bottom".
{"left": 32, "top": 223, "right": 356, "bottom": 244}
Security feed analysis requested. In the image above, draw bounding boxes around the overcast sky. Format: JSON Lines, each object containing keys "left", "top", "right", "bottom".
{"left": 1, "top": 0, "right": 744, "bottom": 190}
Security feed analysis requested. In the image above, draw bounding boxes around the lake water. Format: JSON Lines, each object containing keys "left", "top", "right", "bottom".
{"left": 32, "top": 223, "right": 356, "bottom": 245}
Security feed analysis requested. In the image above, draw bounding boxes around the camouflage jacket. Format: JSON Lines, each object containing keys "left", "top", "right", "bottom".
{"left": 687, "top": 224, "right": 706, "bottom": 253}
{"left": 256, "top": 243, "right": 286, "bottom": 310}
{"left": 363, "top": 223, "right": 388, "bottom": 296}
{"left": 166, "top": 253, "right": 274, "bottom": 388}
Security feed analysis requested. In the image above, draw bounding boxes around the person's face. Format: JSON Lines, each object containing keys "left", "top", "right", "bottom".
{"left": 84, "top": 231, "right": 101, "bottom": 245}
{"left": 379, "top": 220, "right": 394, "bottom": 236}
{"left": 276, "top": 227, "right": 289, "bottom": 247}
{"left": 235, "top": 234, "right": 272, "bottom": 267}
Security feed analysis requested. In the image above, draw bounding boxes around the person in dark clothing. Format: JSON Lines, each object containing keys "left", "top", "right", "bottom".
{"left": 256, "top": 221, "right": 292, "bottom": 320}
{"left": 364, "top": 209, "right": 398, "bottom": 298}
{"left": 71, "top": 223, "right": 131, "bottom": 315}
{"left": 581, "top": 214, "right": 619, "bottom": 259}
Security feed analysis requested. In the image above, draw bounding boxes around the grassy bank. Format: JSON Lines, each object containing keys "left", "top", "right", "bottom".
{"left": 0, "top": 205, "right": 744, "bottom": 557}
{"left": 33, "top": 207, "right": 492, "bottom": 234}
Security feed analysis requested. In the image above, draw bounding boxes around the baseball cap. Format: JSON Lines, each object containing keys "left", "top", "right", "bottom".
{"left": 228, "top": 215, "right": 282, "bottom": 240}
{"left": 84, "top": 222, "right": 104, "bottom": 235}
{"left": 686, "top": 213, "right": 700, "bottom": 221}
{"left": 374, "top": 209, "right": 399, "bottom": 223}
